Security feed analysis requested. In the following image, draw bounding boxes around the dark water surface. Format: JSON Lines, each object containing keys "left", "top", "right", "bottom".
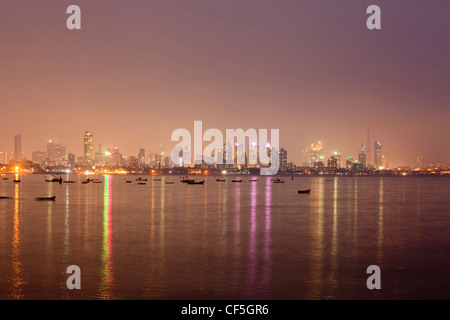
{"left": 0, "top": 175, "right": 449, "bottom": 299}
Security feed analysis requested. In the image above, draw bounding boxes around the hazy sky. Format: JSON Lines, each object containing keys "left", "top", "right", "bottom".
{"left": 0, "top": 0, "right": 449, "bottom": 166}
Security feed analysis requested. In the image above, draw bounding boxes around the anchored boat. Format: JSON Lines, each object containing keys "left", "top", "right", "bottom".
{"left": 36, "top": 196, "right": 56, "bottom": 201}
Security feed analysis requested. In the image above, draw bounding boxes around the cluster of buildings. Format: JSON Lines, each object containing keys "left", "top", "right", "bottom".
{"left": 302, "top": 140, "right": 386, "bottom": 171}
{"left": 1, "top": 132, "right": 448, "bottom": 176}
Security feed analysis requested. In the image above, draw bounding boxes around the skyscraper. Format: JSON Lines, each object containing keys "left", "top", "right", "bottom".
{"left": 374, "top": 141, "right": 382, "bottom": 169}
{"left": 138, "top": 148, "right": 145, "bottom": 167}
{"left": 14, "top": 134, "right": 22, "bottom": 161}
{"left": 358, "top": 144, "right": 367, "bottom": 168}
{"left": 47, "top": 140, "right": 55, "bottom": 161}
{"left": 47, "top": 140, "right": 66, "bottom": 163}
{"left": 416, "top": 152, "right": 424, "bottom": 169}
{"left": 303, "top": 142, "right": 325, "bottom": 167}
{"left": 67, "top": 153, "right": 75, "bottom": 167}
{"left": 84, "top": 131, "right": 94, "bottom": 164}
{"left": 328, "top": 152, "right": 340, "bottom": 169}
{"left": 346, "top": 156, "right": 353, "bottom": 169}
{"left": 32, "top": 150, "right": 47, "bottom": 165}
{"left": 366, "top": 119, "right": 372, "bottom": 168}
{"left": 330, "top": 151, "right": 341, "bottom": 168}
{"left": 279, "top": 148, "right": 288, "bottom": 173}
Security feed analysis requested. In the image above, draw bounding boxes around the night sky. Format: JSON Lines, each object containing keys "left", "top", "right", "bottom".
{"left": 0, "top": 0, "right": 449, "bottom": 166}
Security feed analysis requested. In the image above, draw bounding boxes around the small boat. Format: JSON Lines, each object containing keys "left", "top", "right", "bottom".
{"left": 274, "top": 180, "right": 285, "bottom": 183}
{"left": 92, "top": 180, "right": 102, "bottom": 184}
{"left": 82, "top": 179, "right": 91, "bottom": 184}
{"left": 45, "top": 176, "right": 63, "bottom": 183}
{"left": 298, "top": 189, "right": 311, "bottom": 194}
{"left": 232, "top": 177, "right": 242, "bottom": 182}
{"left": 125, "top": 180, "right": 132, "bottom": 183}
{"left": 136, "top": 177, "right": 148, "bottom": 181}
{"left": 0, "top": 196, "right": 12, "bottom": 199}
{"left": 36, "top": 196, "right": 56, "bottom": 201}
{"left": 165, "top": 182, "right": 174, "bottom": 184}
{"left": 2, "top": 177, "right": 8, "bottom": 180}
{"left": 187, "top": 180, "right": 205, "bottom": 185}
{"left": 154, "top": 178, "right": 162, "bottom": 181}
{"left": 249, "top": 179, "right": 258, "bottom": 182}
{"left": 182, "top": 179, "right": 195, "bottom": 184}
{"left": 14, "top": 179, "right": 21, "bottom": 183}
{"left": 216, "top": 179, "right": 226, "bottom": 182}
{"left": 138, "top": 182, "right": 146, "bottom": 185}
{"left": 64, "top": 180, "right": 76, "bottom": 184}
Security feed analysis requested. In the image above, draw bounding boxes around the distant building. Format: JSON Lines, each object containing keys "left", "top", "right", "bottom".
{"left": 83, "top": 131, "right": 94, "bottom": 164}
{"left": 314, "top": 161, "right": 324, "bottom": 169}
{"left": 352, "top": 161, "right": 364, "bottom": 172}
{"left": 32, "top": 150, "right": 47, "bottom": 165}
{"left": 346, "top": 156, "right": 353, "bottom": 169}
{"left": 303, "top": 142, "right": 325, "bottom": 167}
{"left": 416, "top": 152, "right": 424, "bottom": 169}
{"left": 128, "top": 156, "right": 138, "bottom": 168}
{"left": 14, "top": 134, "right": 22, "bottom": 161}
{"left": 164, "top": 156, "right": 170, "bottom": 167}
{"left": 67, "top": 153, "right": 75, "bottom": 167}
{"left": 155, "top": 154, "right": 161, "bottom": 168}
{"left": 358, "top": 144, "right": 367, "bottom": 168}
{"left": 47, "top": 140, "right": 66, "bottom": 164}
{"left": 112, "top": 147, "right": 123, "bottom": 166}
{"left": 248, "top": 142, "right": 258, "bottom": 168}
{"left": 235, "top": 143, "right": 245, "bottom": 168}
{"left": 279, "top": 148, "right": 288, "bottom": 173}
{"left": 374, "top": 141, "right": 382, "bottom": 169}
{"left": 328, "top": 157, "right": 337, "bottom": 168}
{"left": 329, "top": 152, "right": 341, "bottom": 169}
{"left": 224, "top": 143, "right": 233, "bottom": 168}
{"left": 95, "top": 144, "right": 104, "bottom": 165}
{"left": 138, "top": 148, "right": 145, "bottom": 167}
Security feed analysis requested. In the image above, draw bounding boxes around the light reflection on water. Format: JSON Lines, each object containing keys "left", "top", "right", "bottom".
{"left": 0, "top": 175, "right": 449, "bottom": 299}
{"left": 9, "top": 182, "right": 25, "bottom": 299}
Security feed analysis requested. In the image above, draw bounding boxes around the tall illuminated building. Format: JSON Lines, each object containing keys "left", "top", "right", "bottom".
{"left": 235, "top": 143, "right": 245, "bottom": 168}
{"left": 330, "top": 151, "right": 341, "bottom": 168}
{"left": 416, "top": 152, "right": 424, "bottom": 169}
{"left": 83, "top": 131, "right": 94, "bottom": 164}
{"left": 248, "top": 142, "right": 258, "bottom": 167}
{"left": 366, "top": 120, "right": 372, "bottom": 168}
{"left": 279, "top": 148, "right": 288, "bottom": 173}
{"left": 374, "top": 141, "right": 382, "bottom": 169}
{"left": 47, "top": 140, "right": 66, "bottom": 164}
{"left": 138, "top": 148, "right": 145, "bottom": 167}
{"left": 303, "top": 141, "right": 325, "bottom": 167}
{"left": 14, "top": 134, "right": 22, "bottom": 161}
{"left": 328, "top": 152, "right": 340, "bottom": 169}
{"left": 223, "top": 143, "right": 233, "bottom": 168}
{"left": 346, "top": 156, "right": 353, "bottom": 169}
{"left": 358, "top": 144, "right": 367, "bottom": 168}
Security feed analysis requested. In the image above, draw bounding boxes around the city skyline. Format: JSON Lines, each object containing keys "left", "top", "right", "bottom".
{"left": 0, "top": 128, "right": 446, "bottom": 169}
{"left": 1, "top": 128, "right": 448, "bottom": 173}
{"left": 0, "top": 1, "right": 449, "bottom": 167}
